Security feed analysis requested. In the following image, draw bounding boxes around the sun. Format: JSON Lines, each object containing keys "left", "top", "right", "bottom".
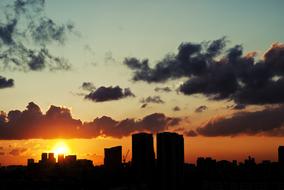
{"left": 52, "top": 141, "right": 70, "bottom": 157}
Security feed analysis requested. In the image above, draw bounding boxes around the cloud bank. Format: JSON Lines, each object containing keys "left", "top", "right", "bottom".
{"left": 0, "top": 102, "right": 181, "bottom": 139}
{"left": 193, "top": 105, "right": 284, "bottom": 137}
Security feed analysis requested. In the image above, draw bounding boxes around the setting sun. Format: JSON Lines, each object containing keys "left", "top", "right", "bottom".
{"left": 52, "top": 141, "right": 70, "bottom": 157}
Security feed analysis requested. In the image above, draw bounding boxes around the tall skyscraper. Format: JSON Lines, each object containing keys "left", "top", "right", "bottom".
{"left": 278, "top": 146, "right": 284, "bottom": 164}
{"left": 41, "top": 153, "right": 48, "bottom": 163}
{"left": 157, "top": 132, "right": 184, "bottom": 190}
{"left": 104, "top": 146, "right": 122, "bottom": 170}
{"left": 132, "top": 133, "right": 155, "bottom": 183}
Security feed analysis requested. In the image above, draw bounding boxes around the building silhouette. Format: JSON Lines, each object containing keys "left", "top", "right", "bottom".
{"left": 104, "top": 146, "right": 122, "bottom": 170}
{"left": 48, "top": 153, "right": 56, "bottom": 164}
{"left": 278, "top": 146, "right": 284, "bottom": 164}
{"left": 58, "top": 154, "right": 65, "bottom": 164}
{"left": 132, "top": 133, "right": 155, "bottom": 183}
{"left": 27, "top": 158, "right": 34, "bottom": 167}
{"left": 65, "top": 155, "right": 77, "bottom": 165}
{"left": 157, "top": 132, "right": 184, "bottom": 190}
{"left": 41, "top": 152, "right": 48, "bottom": 163}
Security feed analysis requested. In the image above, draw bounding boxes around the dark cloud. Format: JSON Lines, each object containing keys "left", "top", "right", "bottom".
{"left": 140, "top": 96, "right": 165, "bottom": 104}
{"left": 81, "top": 82, "right": 96, "bottom": 91}
{"left": 140, "top": 96, "right": 165, "bottom": 108}
{"left": 195, "top": 105, "right": 208, "bottom": 113}
{"left": 0, "top": 102, "right": 180, "bottom": 139}
{"left": 196, "top": 105, "right": 284, "bottom": 137}
{"left": 0, "top": 0, "right": 74, "bottom": 71}
{"left": 9, "top": 148, "right": 27, "bottom": 156}
{"left": 140, "top": 103, "right": 147, "bottom": 109}
{"left": 233, "top": 104, "right": 246, "bottom": 110}
{"left": 124, "top": 38, "right": 284, "bottom": 106}
{"left": 154, "top": 87, "right": 172, "bottom": 93}
{"left": 184, "top": 130, "right": 198, "bottom": 137}
{"left": 173, "top": 106, "right": 181, "bottom": 111}
{"left": 85, "top": 86, "right": 135, "bottom": 102}
{"left": 0, "top": 75, "right": 14, "bottom": 89}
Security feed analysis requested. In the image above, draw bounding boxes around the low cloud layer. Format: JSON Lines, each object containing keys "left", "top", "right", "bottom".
{"left": 85, "top": 86, "right": 135, "bottom": 102}
{"left": 0, "top": 0, "right": 74, "bottom": 71}
{"left": 0, "top": 75, "right": 14, "bottom": 89}
{"left": 195, "top": 105, "right": 284, "bottom": 137}
{"left": 124, "top": 38, "right": 284, "bottom": 106}
{"left": 0, "top": 102, "right": 181, "bottom": 139}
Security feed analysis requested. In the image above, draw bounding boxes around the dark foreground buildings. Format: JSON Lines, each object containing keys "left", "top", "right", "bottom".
{"left": 132, "top": 133, "right": 155, "bottom": 183}
{"left": 104, "top": 146, "right": 122, "bottom": 170}
{"left": 157, "top": 132, "right": 184, "bottom": 190}
{"left": 279, "top": 146, "right": 284, "bottom": 164}
{"left": 0, "top": 135, "right": 284, "bottom": 190}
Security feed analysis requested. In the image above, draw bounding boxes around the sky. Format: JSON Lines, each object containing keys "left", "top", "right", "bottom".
{"left": 0, "top": 0, "right": 284, "bottom": 165}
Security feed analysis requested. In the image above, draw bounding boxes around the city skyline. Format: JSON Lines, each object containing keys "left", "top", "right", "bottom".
{"left": 1, "top": 0, "right": 284, "bottom": 166}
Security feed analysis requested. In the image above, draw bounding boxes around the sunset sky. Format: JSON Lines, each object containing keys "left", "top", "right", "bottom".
{"left": 0, "top": 0, "right": 284, "bottom": 166}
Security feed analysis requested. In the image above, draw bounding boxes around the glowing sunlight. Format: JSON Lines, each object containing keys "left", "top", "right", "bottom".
{"left": 52, "top": 141, "right": 70, "bottom": 157}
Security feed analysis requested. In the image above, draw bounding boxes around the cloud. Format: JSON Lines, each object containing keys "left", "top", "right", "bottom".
{"left": 196, "top": 105, "right": 284, "bottom": 137}
{"left": 0, "top": 102, "right": 180, "bottom": 139}
{"left": 140, "top": 96, "right": 165, "bottom": 104}
{"left": 0, "top": 75, "right": 14, "bottom": 89}
{"left": 154, "top": 87, "right": 172, "bottom": 93}
{"left": 124, "top": 38, "right": 284, "bottom": 106}
{"left": 9, "top": 148, "right": 27, "bottom": 156}
{"left": 104, "top": 51, "right": 116, "bottom": 64}
{"left": 233, "top": 104, "right": 246, "bottom": 110}
{"left": 85, "top": 86, "right": 135, "bottom": 102}
{"left": 173, "top": 106, "right": 181, "bottom": 111}
{"left": 195, "top": 105, "right": 208, "bottom": 113}
{"left": 140, "top": 96, "right": 165, "bottom": 108}
{"left": 184, "top": 130, "right": 198, "bottom": 137}
{"left": 81, "top": 82, "right": 96, "bottom": 91}
{"left": 0, "top": 0, "right": 74, "bottom": 71}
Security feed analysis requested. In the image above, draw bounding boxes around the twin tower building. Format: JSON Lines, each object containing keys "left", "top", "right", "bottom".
{"left": 105, "top": 132, "right": 184, "bottom": 189}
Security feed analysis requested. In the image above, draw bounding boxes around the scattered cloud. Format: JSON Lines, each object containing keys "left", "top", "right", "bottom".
{"left": 0, "top": 75, "right": 14, "bottom": 89}
{"left": 81, "top": 82, "right": 96, "bottom": 91}
{"left": 140, "top": 96, "right": 165, "bottom": 108}
{"left": 173, "top": 106, "right": 181, "bottom": 111}
{"left": 85, "top": 86, "right": 135, "bottom": 102}
{"left": 124, "top": 38, "right": 284, "bottom": 106}
{"left": 195, "top": 105, "right": 208, "bottom": 113}
{"left": 154, "top": 87, "right": 172, "bottom": 93}
{"left": 104, "top": 51, "right": 116, "bottom": 64}
{"left": 140, "top": 96, "right": 164, "bottom": 104}
{"left": 0, "top": 0, "right": 74, "bottom": 71}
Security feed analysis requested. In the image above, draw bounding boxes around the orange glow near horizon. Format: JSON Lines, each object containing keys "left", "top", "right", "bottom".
{"left": 51, "top": 141, "right": 70, "bottom": 158}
